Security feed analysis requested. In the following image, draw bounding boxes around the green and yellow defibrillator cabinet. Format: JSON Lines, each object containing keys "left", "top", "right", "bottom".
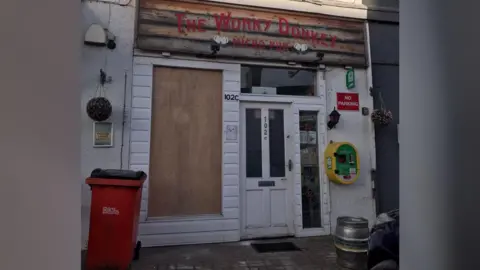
{"left": 324, "top": 142, "right": 360, "bottom": 185}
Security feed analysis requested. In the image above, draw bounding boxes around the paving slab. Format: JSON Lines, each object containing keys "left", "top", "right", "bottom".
{"left": 128, "top": 236, "right": 345, "bottom": 270}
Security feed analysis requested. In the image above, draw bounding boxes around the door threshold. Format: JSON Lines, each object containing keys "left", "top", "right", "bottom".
{"left": 241, "top": 235, "right": 295, "bottom": 242}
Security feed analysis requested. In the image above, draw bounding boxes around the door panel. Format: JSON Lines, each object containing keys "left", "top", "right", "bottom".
{"left": 270, "top": 190, "right": 288, "bottom": 226}
{"left": 246, "top": 190, "right": 264, "bottom": 227}
{"left": 245, "top": 109, "right": 262, "bottom": 178}
{"left": 241, "top": 103, "right": 294, "bottom": 239}
{"left": 269, "top": 109, "right": 286, "bottom": 178}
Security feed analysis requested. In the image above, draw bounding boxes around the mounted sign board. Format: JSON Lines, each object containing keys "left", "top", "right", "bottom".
{"left": 93, "top": 122, "right": 114, "bottom": 147}
{"left": 225, "top": 125, "right": 238, "bottom": 141}
{"left": 346, "top": 68, "right": 355, "bottom": 89}
{"left": 336, "top": 92, "right": 360, "bottom": 111}
{"left": 136, "top": 0, "right": 368, "bottom": 66}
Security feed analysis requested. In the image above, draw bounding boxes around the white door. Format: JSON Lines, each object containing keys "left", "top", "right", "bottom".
{"left": 240, "top": 102, "right": 294, "bottom": 239}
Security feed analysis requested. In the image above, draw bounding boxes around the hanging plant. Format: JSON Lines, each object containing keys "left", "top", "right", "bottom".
{"left": 371, "top": 109, "right": 393, "bottom": 125}
{"left": 86, "top": 70, "right": 112, "bottom": 122}
{"left": 371, "top": 92, "right": 393, "bottom": 126}
{"left": 87, "top": 97, "right": 112, "bottom": 122}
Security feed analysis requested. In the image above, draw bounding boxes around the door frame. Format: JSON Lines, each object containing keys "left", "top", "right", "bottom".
{"left": 238, "top": 93, "right": 331, "bottom": 238}
{"left": 293, "top": 104, "right": 331, "bottom": 237}
{"left": 239, "top": 99, "right": 295, "bottom": 239}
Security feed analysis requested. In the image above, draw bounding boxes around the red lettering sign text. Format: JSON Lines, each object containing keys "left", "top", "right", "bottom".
{"left": 175, "top": 12, "right": 337, "bottom": 50}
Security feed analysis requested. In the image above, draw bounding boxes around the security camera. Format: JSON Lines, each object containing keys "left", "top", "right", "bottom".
{"left": 106, "top": 31, "right": 116, "bottom": 50}
{"left": 107, "top": 39, "right": 116, "bottom": 50}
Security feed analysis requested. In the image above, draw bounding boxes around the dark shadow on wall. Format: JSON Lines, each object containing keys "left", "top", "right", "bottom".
{"left": 367, "top": 19, "right": 400, "bottom": 213}
{"left": 362, "top": 0, "right": 399, "bottom": 22}
{"left": 361, "top": 0, "right": 398, "bottom": 10}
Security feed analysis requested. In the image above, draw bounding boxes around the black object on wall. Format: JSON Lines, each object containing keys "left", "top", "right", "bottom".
{"left": 369, "top": 22, "right": 399, "bottom": 214}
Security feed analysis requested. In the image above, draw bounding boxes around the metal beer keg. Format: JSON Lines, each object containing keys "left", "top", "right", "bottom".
{"left": 334, "top": 216, "right": 370, "bottom": 269}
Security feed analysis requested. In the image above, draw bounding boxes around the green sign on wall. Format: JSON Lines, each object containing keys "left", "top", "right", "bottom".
{"left": 346, "top": 68, "right": 355, "bottom": 89}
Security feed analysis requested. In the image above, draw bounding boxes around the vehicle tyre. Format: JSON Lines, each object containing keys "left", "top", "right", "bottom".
{"left": 370, "top": 260, "right": 398, "bottom": 270}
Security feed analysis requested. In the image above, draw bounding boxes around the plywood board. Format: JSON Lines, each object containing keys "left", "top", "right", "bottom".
{"left": 148, "top": 66, "right": 223, "bottom": 217}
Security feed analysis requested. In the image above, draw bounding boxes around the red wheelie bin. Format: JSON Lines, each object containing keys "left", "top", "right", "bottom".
{"left": 85, "top": 168, "right": 146, "bottom": 270}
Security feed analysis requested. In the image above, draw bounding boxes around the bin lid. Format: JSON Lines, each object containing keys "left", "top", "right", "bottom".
{"left": 90, "top": 168, "right": 146, "bottom": 180}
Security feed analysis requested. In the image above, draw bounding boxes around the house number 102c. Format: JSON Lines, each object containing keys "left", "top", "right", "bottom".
{"left": 263, "top": 116, "right": 268, "bottom": 140}
{"left": 224, "top": 94, "right": 239, "bottom": 101}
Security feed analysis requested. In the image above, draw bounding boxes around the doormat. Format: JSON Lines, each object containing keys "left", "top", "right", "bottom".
{"left": 251, "top": 242, "right": 301, "bottom": 253}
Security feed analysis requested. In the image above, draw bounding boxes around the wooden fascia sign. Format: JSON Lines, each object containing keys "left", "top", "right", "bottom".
{"left": 137, "top": 0, "right": 367, "bottom": 65}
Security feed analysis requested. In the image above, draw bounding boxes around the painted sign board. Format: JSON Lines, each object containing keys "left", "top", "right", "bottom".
{"left": 93, "top": 121, "right": 114, "bottom": 147}
{"left": 346, "top": 69, "right": 355, "bottom": 89}
{"left": 336, "top": 93, "right": 360, "bottom": 111}
{"left": 137, "top": 0, "right": 367, "bottom": 66}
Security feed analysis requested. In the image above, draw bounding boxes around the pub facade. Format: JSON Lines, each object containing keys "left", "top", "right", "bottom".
{"left": 128, "top": 0, "right": 378, "bottom": 247}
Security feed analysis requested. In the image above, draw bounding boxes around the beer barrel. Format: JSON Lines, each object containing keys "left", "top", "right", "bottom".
{"left": 334, "top": 216, "right": 369, "bottom": 269}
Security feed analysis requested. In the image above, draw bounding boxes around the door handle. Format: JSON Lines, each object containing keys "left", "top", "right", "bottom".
{"left": 288, "top": 159, "right": 293, "bottom": 171}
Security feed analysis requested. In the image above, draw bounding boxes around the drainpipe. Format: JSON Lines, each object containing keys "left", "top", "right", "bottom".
{"left": 120, "top": 70, "right": 127, "bottom": 169}
{"left": 364, "top": 22, "right": 379, "bottom": 215}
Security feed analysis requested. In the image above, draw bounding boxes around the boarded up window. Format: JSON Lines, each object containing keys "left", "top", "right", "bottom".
{"left": 148, "top": 67, "right": 223, "bottom": 217}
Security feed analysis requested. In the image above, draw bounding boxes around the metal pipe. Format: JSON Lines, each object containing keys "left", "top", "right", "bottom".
{"left": 119, "top": 70, "right": 127, "bottom": 169}
{"left": 364, "top": 21, "right": 379, "bottom": 215}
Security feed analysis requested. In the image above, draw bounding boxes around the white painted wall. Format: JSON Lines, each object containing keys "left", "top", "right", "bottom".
{"left": 81, "top": 1, "right": 135, "bottom": 249}
{"left": 130, "top": 56, "right": 242, "bottom": 247}
{"left": 324, "top": 67, "right": 377, "bottom": 229}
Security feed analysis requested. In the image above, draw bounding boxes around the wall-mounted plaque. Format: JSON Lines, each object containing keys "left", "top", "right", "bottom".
{"left": 93, "top": 122, "right": 114, "bottom": 147}
{"left": 225, "top": 124, "right": 238, "bottom": 141}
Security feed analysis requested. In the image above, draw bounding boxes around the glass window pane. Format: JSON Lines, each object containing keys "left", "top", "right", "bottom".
{"left": 241, "top": 65, "right": 316, "bottom": 96}
{"left": 269, "top": 109, "right": 285, "bottom": 177}
{"left": 246, "top": 109, "right": 262, "bottom": 178}
{"left": 299, "top": 111, "right": 322, "bottom": 228}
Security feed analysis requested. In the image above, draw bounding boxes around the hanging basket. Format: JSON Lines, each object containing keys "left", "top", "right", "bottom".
{"left": 86, "top": 96, "right": 112, "bottom": 122}
{"left": 87, "top": 70, "right": 112, "bottom": 122}
{"left": 371, "top": 109, "right": 393, "bottom": 126}
{"left": 372, "top": 91, "right": 393, "bottom": 126}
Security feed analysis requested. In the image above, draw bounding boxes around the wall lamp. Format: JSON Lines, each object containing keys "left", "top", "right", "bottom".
{"left": 327, "top": 107, "right": 341, "bottom": 129}
{"left": 210, "top": 44, "right": 220, "bottom": 55}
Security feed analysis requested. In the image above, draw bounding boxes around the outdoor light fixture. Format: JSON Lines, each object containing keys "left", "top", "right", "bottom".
{"left": 327, "top": 107, "right": 341, "bottom": 129}
{"left": 84, "top": 24, "right": 106, "bottom": 46}
{"left": 303, "top": 52, "right": 325, "bottom": 68}
{"left": 84, "top": 24, "right": 116, "bottom": 50}
{"left": 316, "top": 52, "right": 324, "bottom": 61}
{"left": 210, "top": 44, "right": 220, "bottom": 55}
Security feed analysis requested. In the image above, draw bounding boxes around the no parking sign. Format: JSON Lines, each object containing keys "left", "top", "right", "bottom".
{"left": 336, "top": 93, "right": 360, "bottom": 111}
